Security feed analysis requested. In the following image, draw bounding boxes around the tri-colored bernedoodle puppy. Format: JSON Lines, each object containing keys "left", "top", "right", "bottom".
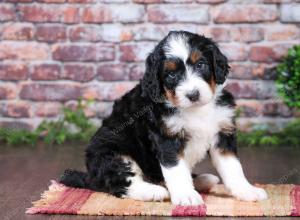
{"left": 60, "top": 31, "right": 268, "bottom": 206}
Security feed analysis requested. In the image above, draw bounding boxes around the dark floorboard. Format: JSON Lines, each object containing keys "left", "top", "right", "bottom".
{"left": 0, "top": 144, "right": 299, "bottom": 220}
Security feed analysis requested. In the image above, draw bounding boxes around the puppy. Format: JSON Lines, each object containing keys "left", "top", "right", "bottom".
{"left": 60, "top": 31, "right": 268, "bottom": 206}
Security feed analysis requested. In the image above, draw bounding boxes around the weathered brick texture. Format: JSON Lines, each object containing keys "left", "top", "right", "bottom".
{"left": 0, "top": 0, "right": 299, "bottom": 131}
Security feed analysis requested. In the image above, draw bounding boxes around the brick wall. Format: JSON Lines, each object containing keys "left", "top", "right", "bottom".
{"left": 0, "top": 0, "right": 299, "bottom": 131}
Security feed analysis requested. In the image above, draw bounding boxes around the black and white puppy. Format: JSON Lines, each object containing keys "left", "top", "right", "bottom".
{"left": 60, "top": 31, "right": 268, "bottom": 206}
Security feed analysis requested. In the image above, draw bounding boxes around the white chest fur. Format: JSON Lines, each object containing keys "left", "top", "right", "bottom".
{"left": 163, "top": 103, "right": 234, "bottom": 170}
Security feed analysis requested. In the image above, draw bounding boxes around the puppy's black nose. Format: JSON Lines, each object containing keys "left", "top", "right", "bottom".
{"left": 186, "top": 90, "right": 200, "bottom": 102}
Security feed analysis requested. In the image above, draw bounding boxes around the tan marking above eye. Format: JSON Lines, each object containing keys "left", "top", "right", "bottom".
{"left": 189, "top": 50, "right": 202, "bottom": 64}
{"left": 164, "top": 60, "right": 177, "bottom": 71}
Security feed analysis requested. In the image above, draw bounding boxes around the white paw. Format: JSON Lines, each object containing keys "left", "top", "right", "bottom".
{"left": 170, "top": 188, "right": 204, "bottom": 206}
{"left": 194, "top": 173, "right": 220, "bottom": 192}
{"left": 151, "top": 185, "right": 170, "bottom": 201}
{"left": 125, "top": 181, "right": 169, "bottom": 202}
{"left": 231, "top": 185, "right": 268, "bottom": 202}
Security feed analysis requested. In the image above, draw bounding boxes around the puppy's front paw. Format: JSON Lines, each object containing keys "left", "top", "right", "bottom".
{"left": 151, "top": 185, "right": 170, "bottom": 201}
{"left": 171, "top": 188, "right": 204, "bottom": 206}
{"left": 231, "top": 185, "right": 268, "bottom": 202}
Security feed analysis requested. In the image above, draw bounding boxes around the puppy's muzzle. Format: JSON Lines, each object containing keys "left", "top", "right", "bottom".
{"left": 186, "top": 90, "right": 200, "bottom": 102}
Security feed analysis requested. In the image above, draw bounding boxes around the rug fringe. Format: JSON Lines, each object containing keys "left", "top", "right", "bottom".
{"left": 26, "top": 180, "right": 66, "bottom": 214}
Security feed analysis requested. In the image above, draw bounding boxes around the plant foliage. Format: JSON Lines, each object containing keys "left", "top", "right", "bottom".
{"left": 276, "top": 45, "right": 300, "bottom": 108}
{"left": 237, "top": 119, "right": 300, "bottom": 147}
{"left": 0, "top": 100, "right": 97, "bottom": 146}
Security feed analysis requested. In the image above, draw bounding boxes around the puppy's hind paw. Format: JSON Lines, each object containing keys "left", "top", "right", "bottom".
{"left": 193, "top": 173, "right": 220, "bottom": 192}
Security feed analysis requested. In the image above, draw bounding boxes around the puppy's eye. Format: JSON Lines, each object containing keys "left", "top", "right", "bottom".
{"left": 196, "top": 62, "right": 205, "bottom": 70}
{"left": 168, "top": 72, "right": 176, "bottom": 78}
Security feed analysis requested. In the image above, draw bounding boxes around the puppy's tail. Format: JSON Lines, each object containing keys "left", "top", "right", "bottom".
{"left": 59, "top": 169, "right": 88, "bottom": 188}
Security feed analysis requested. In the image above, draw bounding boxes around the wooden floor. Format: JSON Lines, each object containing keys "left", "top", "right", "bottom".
{"left": 0, "top": 143, "right": 299, "bottom": 220}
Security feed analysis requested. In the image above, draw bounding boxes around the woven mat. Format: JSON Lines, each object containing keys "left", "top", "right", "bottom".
{"left": 26, "top": 181, "right": 300, "bottom": 217}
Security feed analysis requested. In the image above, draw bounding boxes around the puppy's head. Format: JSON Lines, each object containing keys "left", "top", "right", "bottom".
{"left": 141, "top": 31, "right": 229, "bottom": 108}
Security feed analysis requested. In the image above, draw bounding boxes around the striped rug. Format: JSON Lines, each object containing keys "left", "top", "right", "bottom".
{"left": 26, "top": 181, "right": 300, "bottom": 217}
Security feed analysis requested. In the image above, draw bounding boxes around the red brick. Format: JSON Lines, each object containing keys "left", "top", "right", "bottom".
{"left": 0, "top": 120, "right": 33, "bottom": 131}
{"left": 96, "top": 44, "right": 115, "bottom": 61}
{"left": 132, "top": 24, "right": 166, "bottom": 41}
{"left": 251, "top": 63, "right": 277, "bottom": 80}
{"left": 0, "top": 103, "right": 6, "bottom": 116}
{"left": 281, "top": 4, "right": 300, "bottom": 23}
{"left": 210, "top": 27, "right": 230, "bottom": 42}
{"left": 3, "top": 102, "right": 32, "bottom": 118}
{"left": 219, "top": 44, "right": 248, "bottom": 61}
{"left": 226, "top": 80, "right": 276, "bottom": 99}
{"left": 236, "top": 100, "right": 263, "bottom": 117}
{"left": 97, "top": 63, "right": 130, "bottom": 81}
{"left": 20, "top": 83, "right": 81, "bottom": 101}
{"left": 294, "top": 110, "right": 300, "bottom": 118}
{"left": 264, "top": 0, "right": 292, "bottom": 3}
{"left": 230, "top": 63, "right": 277, "bottom": 80}
{"left": 69, "top": 26, "right": 101, "bottom": 42}
{"left": 63, "top": 6, "right": 80, "bottom": 23}
{"left": 52, "top": 44, "right": 114, "bottom": 61}
{"left": 101, "top": 0, "right": 130, "bottom": 2}
{"left": 129, "top": 63, "right": 145, "bottom": 80}
{"left": 83, "top": 5, "right": 145, "bottom": 23}
{"left": 7, "top": 0, "right": 33, "bottom": 2}
{"left": 37, "top": 0, "right": 66, "bottom": 2}
{"left": 0, "top": 84, "right": 17, "bottom": 100}
{"left": 100, "top": 24, "right": 134, "bottom": 42}
{"left": 197, "top": 25, "right": 213, "bottom": 37}
{"left": 66, "top": 101, "right": 113, "bottom": 118}
{"left": 0, "top": 42, "right": 49, "bottom": 60}
{"left": 249, "top": 44, "right": 292, "bottom": 63}
{"left": 35, "top": 102, "right": 61, "bottom": 117}
{"left": 273, "top": 44, "right": 295, "bottom": 61}
{"left": 265, "top": 25, "right": 300, "bottom": 41}
{"left": 133, "top": 0, "right": 162, "bottom": 3}
{"left": 148, "top": 5, "right": 209, "bottom": 23}
{"left": 236, "top": 118, "right": 292, "bottom": 132}
{"left": 0, "top": 63, "right": 29, "bottom": 80}
{"left": 18, "top": 5, "right": 62, "bottom": 23}
{"left": 165, "top": 0, "right": 193, "bottom": 2}
{"left": 81, "top": 82, "right": 137, "bottom": 101}
{"left": 63, "top": 64, "right": 95, "bottom": 82}
{"left": 67, "top": 0, "right": 95, "bottom": 3}
{"left": 52, "top": 44, "right": 96, "bottom": 61}
{"left": 36, "top": 25, "right": 66, "bottom": 42}
{"left": 214, "top": 5, "right": 277, "bottom": 23}
{"left": 231, "top": 27, "right": 264, "bottom": 43}
{"left": 226, "top": 81, "right": 256, "bottom": 99}
{"left": 229, "top": 63, "right": 253, "bottom": 80}
{"left": 262, "top": 101, "right": 292, "bottom": 117}
{"left": 120, "top": 42, "right": 156, "bottom": 62}
{"left": 86, "top": 102, "right": 113, "bottom": 118}
{"left": 0, "top": 4, "right": 16, "bottom": 21}
{"left": 250, "top": 46, "right": 275, "bottom": 63}
{"left": 1, "top": 23, "right": 34, "bottom": 41}
{"left": 32, "top": 64, "right": 61, "bottom": 80}
{"left": 197, "top": 0, "right": 226, "bottom": 2}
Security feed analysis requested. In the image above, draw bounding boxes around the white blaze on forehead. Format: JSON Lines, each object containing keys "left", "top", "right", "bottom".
{"left": 164, "top": 34, "right": 189, "bottom": 62}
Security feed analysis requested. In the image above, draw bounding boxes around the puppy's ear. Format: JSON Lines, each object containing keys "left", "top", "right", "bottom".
{"left": 141, "top": 51, "right": 163, "bottom": 103}
{"left": 205, "top": 45, "right": 229, "bottom": 85}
